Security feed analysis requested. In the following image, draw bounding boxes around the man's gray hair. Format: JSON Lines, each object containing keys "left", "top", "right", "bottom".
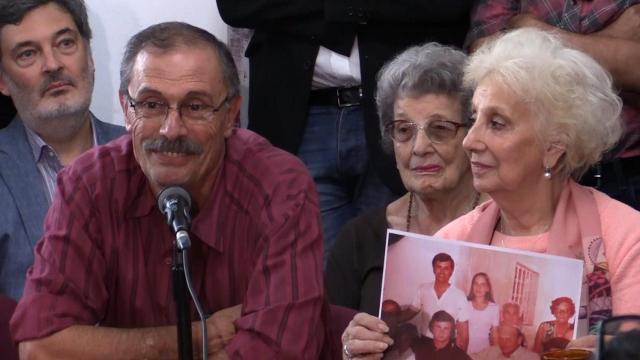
{"left": 119, "top": 22, "right": 239, "bottom": 99}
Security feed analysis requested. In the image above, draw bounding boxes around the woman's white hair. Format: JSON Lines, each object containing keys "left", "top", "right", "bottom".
{"left": 464, "top": 28, "right": 624, "bottom": 179}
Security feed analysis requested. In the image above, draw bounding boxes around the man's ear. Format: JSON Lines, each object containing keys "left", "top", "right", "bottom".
{"left": 223, "top": 95, "right": 242, "bottom": 137}
{"left": 0, "top": 70, "right": 11, "bottom": 96}
{"left": 118, "top": 91, "right": 133, "bottom": 131}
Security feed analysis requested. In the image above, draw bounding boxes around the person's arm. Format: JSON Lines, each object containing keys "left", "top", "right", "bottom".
{"left": 20, "top": 325, "right": 179, "bottom": 360}
{"left": 19, "top": 304, "right": 241, "bottom": 360}
{"left": 489, "top": 326, "right": 497, "bottom": 346}
{"left": 396, "top": 288, "right": 423, "bottom": 324}
{"left": 600, "top": 194, "right": 640, "bottom": 317}
{"left": 225, "top": 166, "right": 325, "bottom": 358}
{"left": 397, "top": 306, "right": 420, "bottom": 323}
{"left": 201, "top": 304, "right": 241, "bottom": 356}
{"left": 596, "top": 4, "right": 640, "bottom": 42}
{"left": 466, "top": 0, "right": 519, "bottom": 52}
{"left": 533, "top": 323, "right": 545, "bottom": 353}
{"left": 456, "top": 320, "right": 469, "bottom": 352}
{"left": 505, "top": 12, "right": 640, "bottom": 93}
{"left": 326, "top": 222, "right": 364, "bottom": 310}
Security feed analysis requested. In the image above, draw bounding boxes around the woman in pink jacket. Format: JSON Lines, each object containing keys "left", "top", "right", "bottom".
{"left": 341, "top": 28, "right": 640, "bottom": 359}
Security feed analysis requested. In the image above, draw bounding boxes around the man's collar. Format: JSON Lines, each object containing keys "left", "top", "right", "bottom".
{"left": 24, "top": 124, "right": 51, "bottom": 163}
{"left": 23, "top": 113, "right": 98, "bottom": 162}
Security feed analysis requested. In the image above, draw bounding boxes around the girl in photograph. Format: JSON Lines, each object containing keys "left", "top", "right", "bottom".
{"left": 466, "top": 272, "right": 500, "bottom": 354}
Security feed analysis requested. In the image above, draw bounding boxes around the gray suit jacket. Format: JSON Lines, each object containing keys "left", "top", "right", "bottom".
{"left": 0, "top": 114, "right": 125, "bottom": 300}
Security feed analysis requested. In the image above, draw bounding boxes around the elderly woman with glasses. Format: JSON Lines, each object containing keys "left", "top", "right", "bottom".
{"left": 533, "top": 297, "right": 576, "bottom": 353}
{"left": 330, "top": 42, "right": 481, "bottom": 358}
{"left": 340, "top": 28, "right": 640, "bottom": 359}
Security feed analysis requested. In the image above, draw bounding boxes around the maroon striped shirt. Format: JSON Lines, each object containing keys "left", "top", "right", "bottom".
{"left": 11, "top": 129, "right": 325, "bottom": 358}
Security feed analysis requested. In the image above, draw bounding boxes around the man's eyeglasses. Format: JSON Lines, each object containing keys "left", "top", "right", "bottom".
{"left": 597, "top": 315, "right": 640, "bottom": 360}
{"left": 384, "top": 120, "right": 468, "bottom": 144}
{"left": 126, "top": 92, "right": 230, "bottom": 123}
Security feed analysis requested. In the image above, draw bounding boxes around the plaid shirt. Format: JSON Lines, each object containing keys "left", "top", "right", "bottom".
{"left": 467, "top": 0, "right": 640, "bottom": 46}
{"left": 466, "top": 0, "right": 640, "bottom": 157}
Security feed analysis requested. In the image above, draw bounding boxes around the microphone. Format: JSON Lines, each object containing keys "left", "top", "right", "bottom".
{"left": 157, "top": 186, "right": 192, "bottom": 250}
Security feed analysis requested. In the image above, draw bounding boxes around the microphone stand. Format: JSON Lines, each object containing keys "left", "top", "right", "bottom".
{"left": 158, "top": 187, "right": 207, "bottom": 359}
{"left": 172, "top": 230, "right": 193, "bottom": 360}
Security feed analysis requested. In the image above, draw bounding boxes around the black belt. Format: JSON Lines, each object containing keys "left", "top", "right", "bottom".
{"left": 580, "top": 155, "right": 640, "bottom": 187}
{"left": 309, "top": 86, "right": 362, "bottom": 107}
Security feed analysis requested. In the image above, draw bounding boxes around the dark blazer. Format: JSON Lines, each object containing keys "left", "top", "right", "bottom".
{"left": 0, "top": 114, "right": 125, "bottom": 300}
{"left": 0, "top": 95, "right": 15, "bottom": 130}
{"left": 217, "top": 0, "right": 472, "bottom": 194}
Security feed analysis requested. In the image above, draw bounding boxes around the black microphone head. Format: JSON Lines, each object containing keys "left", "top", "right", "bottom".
{"left": 157, "top": 186, "right": 192, "bottom": 232}
{"left": 157, "top": 186, "right": 191, "bottom": 212}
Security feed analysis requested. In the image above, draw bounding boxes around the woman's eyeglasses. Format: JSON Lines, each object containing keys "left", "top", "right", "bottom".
{"left": 384, "top": 120, "right": 468, "bottom": 144}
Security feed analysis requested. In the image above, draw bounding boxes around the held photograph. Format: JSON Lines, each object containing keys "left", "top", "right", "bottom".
{"left": 379, "top": 229, "right": 583, "bottom": 360}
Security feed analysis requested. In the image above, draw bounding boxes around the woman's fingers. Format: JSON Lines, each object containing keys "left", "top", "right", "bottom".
{"left": 344, "top": 323, "right": 393, "bottom": 343}
{"left": 351, "top": 312, "right": 390, "bottom": 333}
{"left": 341, "top": 312, "right": 394, "bottom": 359}
{"left": 345, "top": 338, "right": 391, "bottom": 355}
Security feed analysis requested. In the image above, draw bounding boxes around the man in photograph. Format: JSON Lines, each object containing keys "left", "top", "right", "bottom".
{"left": 413, "top": 310, "right": 471, "bottom": 360}
{"left": 492, "top": 302, "right": 527, "bottom": 347}
{"left": 472, "top": 324, "right": 538, "bottom": 360}
{"left": 404, "top": 252, "right": 470, "bottom": 351}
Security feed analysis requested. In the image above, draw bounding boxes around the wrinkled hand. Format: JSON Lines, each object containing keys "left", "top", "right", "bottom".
{"left": 341, "top": 312, "right": 393, "bottom": 360}
{"left": 206, "top": 304, "right": 242, "bottom": 355}
{"left": 597, "top": 4, "right": 640, "bottom": 42}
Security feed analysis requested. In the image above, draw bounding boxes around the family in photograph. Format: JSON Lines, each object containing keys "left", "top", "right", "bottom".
{"left": 348, "top": 240, "right": 580, "bottom": 360}
{"left": 381, "top": 251, "right": 578, "bottom": 359}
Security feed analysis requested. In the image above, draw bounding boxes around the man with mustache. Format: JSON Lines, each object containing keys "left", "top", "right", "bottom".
{"left": 11, "top": 21, "right": 325, "bottom": 359}
{"left": 0, "top": 0, "right": 124, "bottom": 301}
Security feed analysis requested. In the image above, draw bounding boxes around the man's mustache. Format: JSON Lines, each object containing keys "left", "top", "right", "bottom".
{"left": 142, "top": 136, "right": 203, "bottom": 155}
{"left": 40, "top": 71, "right": 74, "bottom": 96}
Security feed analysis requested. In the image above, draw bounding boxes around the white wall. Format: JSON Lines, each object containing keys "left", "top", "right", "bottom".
{"left": 85, "top": 0, "right": 228, "bottom": 125}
